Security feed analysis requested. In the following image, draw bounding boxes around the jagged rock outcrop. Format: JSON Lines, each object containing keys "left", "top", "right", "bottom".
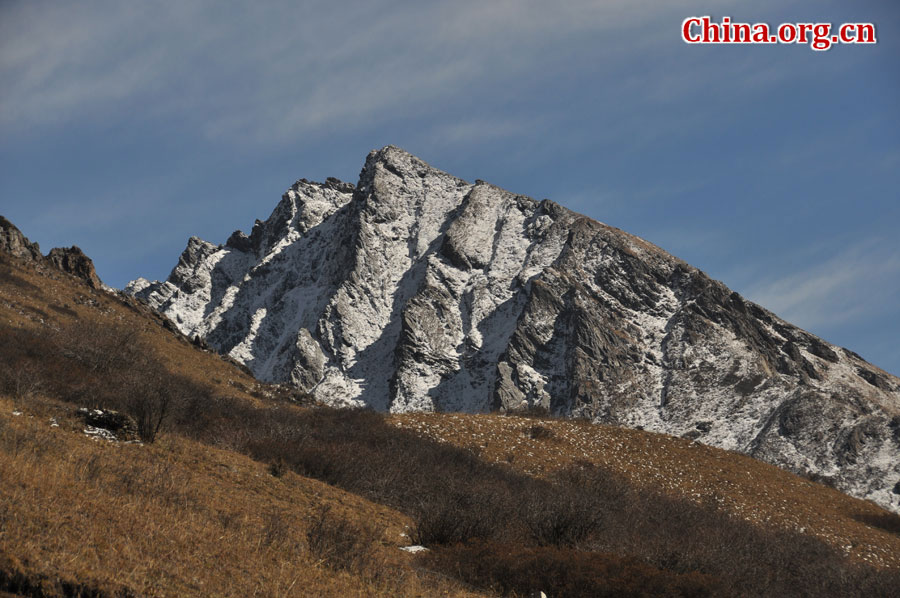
{"left": 1, "top": 216, "right": 102, "bottom": 288}
{"left": 0, "top": 216, "right": 43, "bottom": 262}
{"left": 127, "top": 146, "right": 900, "bottom": 512}
{"left": 46, "top": 246, "right": 102, "bottom": 289}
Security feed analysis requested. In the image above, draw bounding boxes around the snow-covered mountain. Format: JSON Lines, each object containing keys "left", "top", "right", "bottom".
{"left": 127, "top": 146, "right": 900, "bottom": 511}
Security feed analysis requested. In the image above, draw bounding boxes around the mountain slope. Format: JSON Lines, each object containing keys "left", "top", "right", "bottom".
{"left": 127, "top": 146, "right": 900, "bottom": 512}
{"left": 3, "top": 236, "right": 900, "bottom": 596}
{"left": 390, "top": 412, "right": 900, "bottom": 569}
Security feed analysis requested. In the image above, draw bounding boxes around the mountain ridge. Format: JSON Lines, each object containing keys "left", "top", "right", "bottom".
{"left": 127, "top": 146, "right": 900, "bottom": 512}
{"left": 0, "top": 215, "right": 103, "bottom": 289}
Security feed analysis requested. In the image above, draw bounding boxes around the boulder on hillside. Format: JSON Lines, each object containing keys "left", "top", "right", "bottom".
{"left": 76, "top": 407, "right": 139, "bottom": 442}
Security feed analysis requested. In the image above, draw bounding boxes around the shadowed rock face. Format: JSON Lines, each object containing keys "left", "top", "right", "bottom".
{"left": 1, "top": 216, "right": 102, "bottom": 288}
{"left": 46, "top": 246, "right": 102, "bottom": 289}
{"left": 0, "top": 215, "right": 43, "bottom": 262}
{"left": 127, "top": 146, "right": 900, "bottom": 512}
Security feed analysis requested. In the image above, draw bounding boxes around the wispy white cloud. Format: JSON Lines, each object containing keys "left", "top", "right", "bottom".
{"left": 426, "top": 117, "right": 535, "bottom": 146}
{"left": 1, "top": 0, "right": 767, "bottom": 146}
{"left": 743, "top": 238, "right": 900, "bottom": 331}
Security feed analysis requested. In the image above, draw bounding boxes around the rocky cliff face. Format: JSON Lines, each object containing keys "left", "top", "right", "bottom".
{"left": 46, "top": 246, "right": 102, "bottom": 289}
{"left": 1, "top": 216, "right": 102, "bottom": 288}
{"left": 0, "top": 215, "right": 43, "bottom": 262}
{"left": 127, "top": 146, "right": 900, "bottom": 512}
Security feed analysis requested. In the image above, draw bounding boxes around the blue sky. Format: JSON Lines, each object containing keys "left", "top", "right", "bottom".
{"left": 1, "top": 1, "right": 898, "bottom": 374}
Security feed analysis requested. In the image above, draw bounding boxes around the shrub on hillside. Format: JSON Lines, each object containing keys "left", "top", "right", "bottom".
{"left": 122, "top": 368, "right": 174, "bottom": 443}
{"left": 305, "top": 506, "right": 383, "bottom": 576}
{"left": 520, "top": 483, "right": 602, "bottom": 547}
{"left": 0, "top": 328, "right": 55, "bottom": 402}
{"left": 410, "top": 486, "right": 506, "bottom": 545}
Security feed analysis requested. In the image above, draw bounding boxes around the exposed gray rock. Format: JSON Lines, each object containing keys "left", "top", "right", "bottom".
{"left": 127, "top": 146, "right": 900, "bottom": 512}
{"left": 291, "top": 328, "right": 326, "bottom": 390}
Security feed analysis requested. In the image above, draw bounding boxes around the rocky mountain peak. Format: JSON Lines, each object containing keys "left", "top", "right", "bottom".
{"left": 127, "top": 146, "right": 900, "bottom": 512}
{"left": 1, "top": 215, "right": 102, "bottom": 288}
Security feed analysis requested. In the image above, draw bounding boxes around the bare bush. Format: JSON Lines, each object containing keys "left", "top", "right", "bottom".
{"left": 0, "top": 328, "right": 55, "bottom": 401}
{"left": 8, "top": 362, "right": 43, "bottom": 403}
{"left": 854, "top": 511, "right": 900, "bottom": 536}
{"left": 116, "top": 365, "right": 175, "bottom": 443}
{"left": 268, "top": 459, "right": 287, "bottom": 478}
{"left": 521, "top": 485, "right": 601, "bottom": 547}
{"left": 305, "top": 506, "right": 383, "bottom": 575}
{"left": 410, "top": 488, "right": 505, "bottom": 546}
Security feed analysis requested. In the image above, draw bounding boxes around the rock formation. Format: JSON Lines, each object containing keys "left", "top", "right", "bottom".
{"left": 1, "top": 216, "right": 102, "bottom": 288}
{"left": 46, "top": 246, "right": 102, "bottom": 289}
{"left": 0, "top": 215, "right": 43, "bottom": 262}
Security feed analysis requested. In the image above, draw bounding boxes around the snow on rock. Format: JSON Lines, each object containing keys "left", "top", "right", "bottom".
{"left": 84, "top": 426, "right": 118, "bottom": 442}
{"left": 127, "top": 145, "right": 900, "bottom": 513}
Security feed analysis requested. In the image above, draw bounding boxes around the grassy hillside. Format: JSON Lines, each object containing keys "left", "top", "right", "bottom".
{"left": 2, "top": 250, "right": 900, "bottom": 597}
{"left": 0, "top": 251, "right": 264, "bottom": 409}
{"left": 0, "top": 396, "right": 482, "bottom": 597}
{"left": 0, "top": 253, "right": 485, "bottom": 596}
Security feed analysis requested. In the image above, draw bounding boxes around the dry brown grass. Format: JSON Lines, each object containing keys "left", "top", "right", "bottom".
{"left": 0, "top": 396, "right": 486, "bottom": 598}
{"left": 390, "top": 412, "right": 900, "bottom": 569}
{"left": 0, "top": 254, "right": 263, "bottom": 409}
